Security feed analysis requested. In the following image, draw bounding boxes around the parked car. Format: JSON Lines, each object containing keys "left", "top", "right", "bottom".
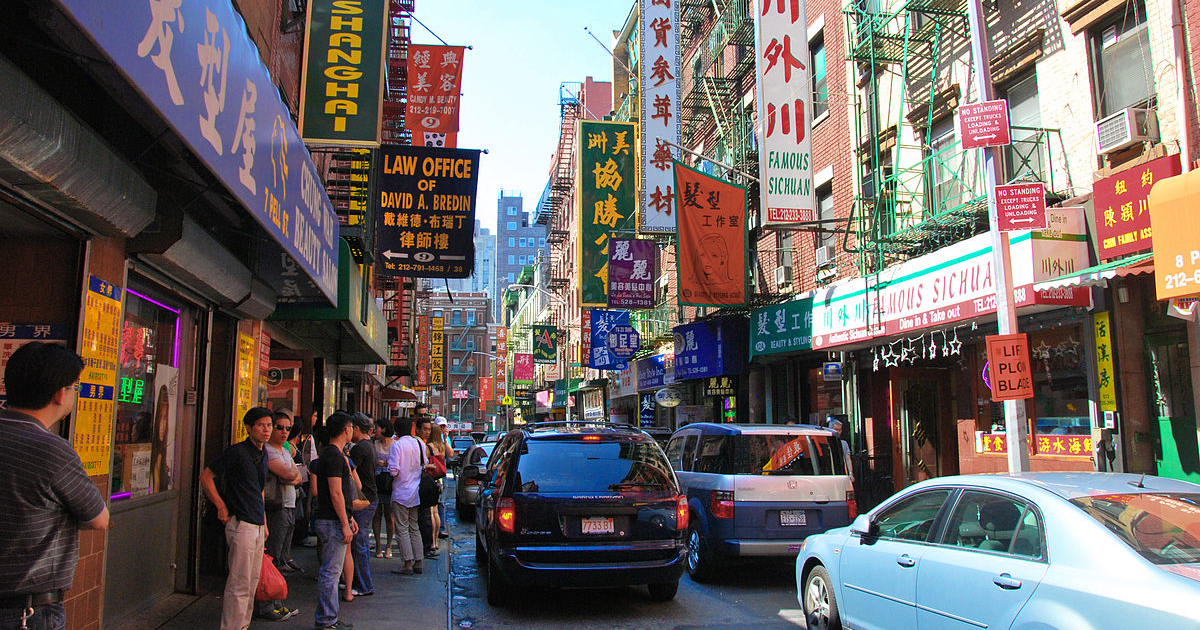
{"left": 665, "top": 423, "right": 855, "bottom": 582}
{"left": 455, "top": 441, "right": 498, "bottom": 517}
{"left": 449, "top": 436, "right": 477, "bottom": 470}
{"left": 464, "top": 422, "right": 687, "bottom": 606}
{"left": 797, "top": 473, "right": 1200, "bottom": 630}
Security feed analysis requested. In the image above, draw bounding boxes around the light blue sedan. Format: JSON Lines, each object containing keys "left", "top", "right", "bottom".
{"left": 796, "top": 473, "right": 1200, "bottom": 630}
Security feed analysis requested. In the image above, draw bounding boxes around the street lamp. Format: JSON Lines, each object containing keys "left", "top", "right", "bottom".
{"left": 503, "top": 283, "right": 572, "bottom": 422}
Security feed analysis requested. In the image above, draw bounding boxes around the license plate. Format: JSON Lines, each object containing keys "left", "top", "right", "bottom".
{"left": 581, "top": 516, "right": 614, "bottom": 534}
{"left": 780, "top": 510, "right": 807, "bottom": 526}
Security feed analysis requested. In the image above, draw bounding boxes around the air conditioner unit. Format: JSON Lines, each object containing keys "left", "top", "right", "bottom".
{"left": 1096, "top": 107, "right": 1157, "bottom": 154}
{"left": 775, "top": 265, "right": 793, "bottom": 287}
{"left": 815, "top": 245, "right": 835, "bottom": 268}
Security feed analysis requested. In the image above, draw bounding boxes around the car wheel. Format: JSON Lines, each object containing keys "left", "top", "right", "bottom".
{"left": 803, "top": 565, "right": 841, "bottom": 630}
{"left": 486, "top": 555, "right": 511, "bottom": 606}
{"left": 647, "top": 579, "right": 679, "bottom": 601}
{"left": 685, "top": 525, "right": 716, "bottom": 583}
{"left": 475, "top": 529, "right": 486, "bottom": 563}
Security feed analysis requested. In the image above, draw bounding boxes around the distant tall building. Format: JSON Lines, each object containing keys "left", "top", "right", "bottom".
{"left": 493, "top": 192, "right": 545, "bottom": 315}
{"left": 437, "top": 220, "right": 496, "bottom": 295}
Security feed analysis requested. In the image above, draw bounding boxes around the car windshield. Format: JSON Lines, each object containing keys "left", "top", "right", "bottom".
{"left": 514, "top": 438, "right": 676, "bottom": 493}
{"left": 719, "top": 433, "right": 847, "bottom": 475}
{"left": 1070, "top": 493, "right": 1200, "bottom": 564}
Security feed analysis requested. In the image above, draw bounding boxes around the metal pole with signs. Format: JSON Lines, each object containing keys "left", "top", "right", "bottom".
{"left": 966, "top": 0, "right": 1030, "bottom": 472}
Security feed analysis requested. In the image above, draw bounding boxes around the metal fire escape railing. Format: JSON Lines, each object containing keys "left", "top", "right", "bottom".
{"left": 381, "top": 2, "right": 412, "bottom": 145}
{"left": 542, "top": 83, "right": 580, "bottom": 292}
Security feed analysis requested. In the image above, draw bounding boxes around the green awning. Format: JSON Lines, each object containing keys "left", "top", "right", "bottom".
{"left": 1035, "top": 253, "right": 1154, "bottom": 290}
{"left": 270, "top": 239, "right": 388, "bottom": 364}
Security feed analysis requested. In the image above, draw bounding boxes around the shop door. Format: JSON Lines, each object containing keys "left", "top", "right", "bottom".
{"left": 1146, "top": 331, "right": 1199, "bottom": 482}
{"left": 893, "top": 374, "right": 951, "bottom": 486}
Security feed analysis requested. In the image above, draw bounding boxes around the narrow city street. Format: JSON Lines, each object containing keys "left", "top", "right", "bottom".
{"left": 443, "top": 477, "right": 807, "bottom": 630}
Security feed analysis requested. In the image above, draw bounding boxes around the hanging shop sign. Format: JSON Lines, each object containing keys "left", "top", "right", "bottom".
{"left": 985, "top": 333, "right": 1034, "bottom": 402}
{"left": 405, "top": 45, "right": 465, "bottom": 135}
{"left": 531, "top": 325, "right": 558, "bottom": 365}
{"left": 636, "top": 352, "right": 669, "bottom": 390}
{"left": 479, "top": 376, "right": 493, "bottom": 404}
{"left": 811, "top": 216, "right": 1091, "bottom": 350}
{"left": 822, "top": 362, "right": 843, "bottom": 382}
{"left": 1094, "top": 153, "right": 1180, "bottom": 260}
{"left": 452, "top": 389, "right": 469, "bottom": 400}
{"left": 996, "top": 182, "right": 1047, "bottom": 232}
{"left": 416, "top": 314, "right": 430, "bottom": 387}
{"left": 0, "top": 324, "right": 69, "bottom": 407}
{"left": 583, "top": 389, "right": 606, "bottom": 420}
{"left": 639, "top": 393, "right": 657, "bottom": 427}
{"left": 579, "top": 121, "right": 639, "bottom": 306}
{"left": 375, "top": 145, "right": 480, "bottom": 278}
{"left": 750, "top": 297, "right": 813, "bottom": 359}
{"left": 53, "top": 0, "right": 340, "bottom": 304}
{"left": 616, "top": 362, "right": 639, "bottom": 398}
{"left": 704, "top": 376, "right": 736, "bottom": 397}
{"left": 75, "top": 277, "right": 121, "bottom": 475}
{"left": 655, "top": 387, "right": 682, "bottom": 408}
{"left": 957, "top": 99, "right": 1011, "bottom": 150}
{"left": 1147, "top": 163, "right": 1200, "bottom": 300}
{"left": 673, "top": 161, "right": 748, "bottom": 306}
{"left": 513, "top": 353, "right": 535, "bottom": 383}
{"left": 754, "top": 0, "right": 814, "bottom": 227}
{"left": 673, "top": 318, "right": 749, "bottom": 381}
{"left": 639, "top": 0, "right": 680, "bottom": 232}
{"left": 431, "top": 316, "right": 444, "bottom": 386}
{"left": 1092, "top": 312, "right": 1118, "bottom": 411}
{"left": 589, "top": 309, "right": 632, "bottom": 370}
{"left": 298, "top": 0, "right": 388, "bottom": 146}
{"left": 607, "top": 324, "right": 641, "bottom": 362}
{"left": 608, "top": 238, "right": 657, "bottom": 309}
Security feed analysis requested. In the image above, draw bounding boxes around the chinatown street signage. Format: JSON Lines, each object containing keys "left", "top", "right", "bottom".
{"left": 405, "top": 45, "right": 465, "bottom": 136}
{"left": 1092, "top": 312, "right": 1117, "bottom": 411}
{"left": 957, "top": 100, "right": 1011, "bottom": 150}
{"left": 431, "top": 316, "right": 444, "bottom": 386}
{"left": 639, "top": 0, "right": 681, "bottom": 232}
{"left": 375, "top": 145, "right": 480, "bottom": 278}
{"left": 673, "top": 161, "right": 748, "bottom": 306}
{"left": 1094, "top": 153, "right": 1180, "bottom": 260}
{"left": 654, "top": 387, "right": 682, "bottom": 407}
{"left": 589, "top": 309, "right": 631, "bottom": 370}
{"left": 754, "top": 0, "right": 814, "bottom": 227}
{"left": 812, "top": 223, "right": 1091, "bottom": 350}
{"left": 1146, "top": 163, "right": 1200, "bottom": 300}
{"left": 579, "top": 121, "right": 638, "bottom": 306}
{"left": 750, "top": 297, "right": 813, "bottom": 359}
{"left": 298, "top": 0, "right": 389, "bottom": 146}
{"left": 608, "top": 238, "right": 657, "bottom": 309}
{"left": 607, "top": 324, "right": 640, "bottom": 361}
{"left": 531, "top": 325, "right": 558, "bottom": 365}
{"left": 639, "top": 393, "right": 657, "bottom": 426}
{"left": 996, "top": 182, "right": 1047, "bottom": 232}
{"left": 985, "top": 334, "right": 1034, "bottom": 402}
{"left": 76, "top": 276, "right": 121, "bottom": 475}
{"left": 673, "top": 318, "right": 748, "bottom": 381}
{"left": 53, "top": 0, "right": 340, "bottom": 304}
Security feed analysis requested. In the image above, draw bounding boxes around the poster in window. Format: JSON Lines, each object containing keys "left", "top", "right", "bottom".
{"left": 150, "top": 365, "right": 179, "bottom": 494}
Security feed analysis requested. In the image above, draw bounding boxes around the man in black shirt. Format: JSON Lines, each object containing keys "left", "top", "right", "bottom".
{"left": 312, "top": 412, "right": 356, "bottom": 630}
{"left": 347, "top": 413, "right": 378, "bottom": 597}
{"left": 200, "top": 407, "right": 278, "bottom": 630}
{"left": 0, "top": 343, "right": 108, "bottom": 630}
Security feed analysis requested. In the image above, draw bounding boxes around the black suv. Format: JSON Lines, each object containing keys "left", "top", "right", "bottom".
{"left": 462, "top": 422, "right": 687, "bottom": 606}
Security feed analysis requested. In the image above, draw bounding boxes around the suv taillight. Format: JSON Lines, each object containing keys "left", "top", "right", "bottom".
{"left": 497, "top": 498, "right": 516, "bottom": 534}
{"left": 710, "top": 490, "right": 735, "bottom": 519}
{"left": 847, "top": 489, "right": 858, "bottom": 519}
{"left": 676, "top": 495, "right": 689, "bottom": 531}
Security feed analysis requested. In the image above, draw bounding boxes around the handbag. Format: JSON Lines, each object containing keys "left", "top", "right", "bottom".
{"left": 264, "top": 475, "right": 285, "bottom": 511}
{"left": 255, "top": 553, "right": 288, "bottom": 601}
{"left": 418, "top": 443, "right": 440, "bottom": 508}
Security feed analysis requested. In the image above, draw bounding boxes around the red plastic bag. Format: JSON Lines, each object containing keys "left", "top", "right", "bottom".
{"left": 256, "top": 554, "right": 288, "bottom": 602}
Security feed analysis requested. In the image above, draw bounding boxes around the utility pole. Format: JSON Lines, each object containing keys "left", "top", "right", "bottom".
{"left": 966, "top": 0, "right": 1030, "bottom": 472}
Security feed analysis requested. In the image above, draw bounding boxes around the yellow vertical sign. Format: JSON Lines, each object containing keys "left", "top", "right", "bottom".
{"left": 1093, "top": 312, "right": 1117, "bottom": 411}
{"left": 232, "top": 320, "right": 260, "bottom": 443}
{"left": 76, "top": 276, "right": 121, "bottom": 476}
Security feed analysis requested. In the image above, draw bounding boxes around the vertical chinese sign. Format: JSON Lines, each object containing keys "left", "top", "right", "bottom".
{"left": 608, "top": 238, "right": 657, "bottom": 309}
{"left": 673, "top": 161, "right": 748, "bottom": 306}
{"left": 232, "top": 320, "right": 262, "bottom": 443}
{"left": 416, "top": 314, "right": 430, "bottom": 387}
{"left": 298, "top": 0, "right": 389, "bottom": 146}
{"left": 640, "top": 0, "right": 680, "bottom": 233}
{"left": 76, "top": 276, "right": 121, "bottom": 475}
{"left": 479, "top": 376, "right": 494, "bottom": 409}
{"left": 1092, "top": 153, "right": 1180, "bottom": 259}
{"left": 405, "top": 45, "right": 465, "bottom": 138}
{"left": 754, "top": 0, "right": 814, "bottom": 226}
{"left": 1093, "top": 312, "right": 1117, "bottom": 412}
{"left": 578, "top": 121, "right": 638, "bottom": 307}
{"left": 431, "top": 316, "right": 445, "bottom": 386}
{"left": 513, "top": 353, "right": 534, "bottom": 384}
{"left": 531, "top": 325, "right": 558, "bottom": 365}
{"left": 589, "top": 309, "right": 631, "bottom": 370}
{"left": 495, "top": 327, "right": 507, "bottom": 400}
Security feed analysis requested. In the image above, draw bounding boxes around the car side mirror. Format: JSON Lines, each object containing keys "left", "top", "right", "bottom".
{"left": 461, "top": 464, "right": 482, "bottom": 480}
{"left": 849, "top": 514, "right": 876, "bottom": 537}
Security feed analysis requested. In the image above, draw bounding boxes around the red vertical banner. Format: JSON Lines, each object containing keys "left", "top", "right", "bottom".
{"left": 479, "top": 376, "right": 494, "bottom": 404}
{"left": 416, "top": 315, "right": 430, "bottom": 387}
{"left": 673, "top": 161, "right": 748, "bottom": 305}
{"left": 406, "top": 45, "right": 465, "bottom": 136}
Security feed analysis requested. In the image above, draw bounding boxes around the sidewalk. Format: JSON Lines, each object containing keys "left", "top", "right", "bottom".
{"left": 116, "top": 534, "right": 450, "bottom": 630}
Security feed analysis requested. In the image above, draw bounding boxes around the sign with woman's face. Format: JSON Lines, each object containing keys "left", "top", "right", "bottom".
{"left": 673, "top": 161, "right": 748, "bottom": 306}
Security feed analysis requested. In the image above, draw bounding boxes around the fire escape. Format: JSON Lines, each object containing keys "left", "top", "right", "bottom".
{"left": 541, "top": 83, "right": 580, "bottom": 293}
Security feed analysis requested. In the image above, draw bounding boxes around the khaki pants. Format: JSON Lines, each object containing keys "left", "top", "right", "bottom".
{"left": 221, "top": 517, "right": 266, "bottom": 630}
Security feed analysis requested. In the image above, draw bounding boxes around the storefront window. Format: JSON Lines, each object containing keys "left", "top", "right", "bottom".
{"left": 110, "top": 285, "right": 181, "bottom": 501}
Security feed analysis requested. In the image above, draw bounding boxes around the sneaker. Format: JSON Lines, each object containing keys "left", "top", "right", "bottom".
{"left": 274, "top": 607, "right": 300, "bottom": 621}
{"left": 350, "top": 589, "right": 373, "bottom": 597}
{"left": 315, "top": 621, "right": 354, "bottom": 630}
{"left": 286, "top": 560, "right": 305, "bottom": 572}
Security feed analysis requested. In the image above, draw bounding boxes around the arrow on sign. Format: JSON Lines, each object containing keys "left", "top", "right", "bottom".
{"left": 1010, "top": 217, "right": 1036, "bottom": 223}
{"left": 975, "top": 134, "right": 996, "bottom": 140}
{"left": 382, "top": 250, "right": 408, "bottom": 259}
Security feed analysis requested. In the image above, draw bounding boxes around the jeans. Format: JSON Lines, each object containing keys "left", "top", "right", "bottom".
{"left": 314, "top": 519, "right": 348, "bottom": 626}
{"left": 0, "top": 604, "right": 65, "bottom": 630}
{"left": 221, "top": 517, "right": 265, "bottom": 630}
{"left": 351, "top": 502, "right": 376, "bottom": 594}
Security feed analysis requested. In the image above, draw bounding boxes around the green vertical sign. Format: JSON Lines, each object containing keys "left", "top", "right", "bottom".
{"left": 750, "top": 297, "right": 814, "bottom": 359}
{"left": 578, "top": 121, "right": 638, "bottom": 307}
{"left": 531, "top": 325, "right": 558, "bottom": 365}
{"left": 299, "top": 0, "right": 389, "bottom": 146}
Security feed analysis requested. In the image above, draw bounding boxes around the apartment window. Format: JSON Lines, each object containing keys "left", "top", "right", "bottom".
{"left": 777, "top": 232, "right": 792, "bottom": 268}
{"left": 816, "top": 185, "right": 835, "bottom": 249}
{"left": 452, "top": 309, "right": 462, "bottom": 325}
{"left": 519, "top": 255, "right": 526, "bottom": 265}
{"left": 508, "top": 273, "right": 515, "bottom": 283}
{"left": 929, "top": 117, "right": 966, "bottom": 213}
{"left": 519, "top": 237, "right": 527, "bottom": 247}
{"left": 507, "top": 206, "right": 517, "bottom": 216}
{"left": 1003, "top": 72, "right": 1043, "bottom": 181}
{"left": 508, "top": 255, "right": 516, "bottom": 265}
{"left": 467, "top": 311, "right": 476, "bottom": 326}
{"left": 811, "top": 33, "right": 828, "bottom": 120}
{"left": 539, "top": 238, "right": 546, "bottom": 248}
{"left": 1091, "top": 1, "right": 1153, "bottom": 118}
{"left": 507, "top": 221, "right": 517, "bottom": 230}
{"left": 508, "top": 237, "right": 515, "bottom": 247}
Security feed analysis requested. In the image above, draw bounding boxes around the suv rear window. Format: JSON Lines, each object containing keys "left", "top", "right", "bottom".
{"left": 452, "top": 438, "right": 476, "bottom": 450}
{"left": 703, "top": 433, "right": 846, "bottom": 475}
{"left": 514, "top": 438, "right": 676, "bottom": 493}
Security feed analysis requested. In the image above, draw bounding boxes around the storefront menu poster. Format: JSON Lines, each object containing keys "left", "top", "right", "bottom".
{"left": 76, "top": 276, "right": 122, "bottom": 475}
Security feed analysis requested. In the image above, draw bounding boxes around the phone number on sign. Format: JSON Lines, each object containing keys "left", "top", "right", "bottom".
{"left": 1164, "top": 270, "right": 1200, "bottom": 291}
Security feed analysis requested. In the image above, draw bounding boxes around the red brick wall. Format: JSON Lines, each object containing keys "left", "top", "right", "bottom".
{"left": 233, "top": 0, "right": 304, "bottom": 113}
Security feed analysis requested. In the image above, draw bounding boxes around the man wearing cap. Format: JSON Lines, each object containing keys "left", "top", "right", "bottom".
{"left": 346, "top": 413, "right": 377, "bottom": 597}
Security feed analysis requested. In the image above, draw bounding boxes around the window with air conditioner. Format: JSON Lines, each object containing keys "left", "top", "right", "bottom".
{"left": 1091, "top": 1, "right": 1153, "bottom": 120}
{"left": 815, "top": 185, "right": 835, "bottom": 267}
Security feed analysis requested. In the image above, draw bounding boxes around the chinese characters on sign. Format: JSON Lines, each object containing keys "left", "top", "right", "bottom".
{"left": 608, "top": 238, "right": 657, "bottom": 309}
{"left": 673, "top": 161, "right": 748, "bottom": 305}
{"left": 431, "top": 316, "right": 444, "bottom": 386}
{"left": 416, "top": 315, "right": 430, "bottom": 387}
{"left": 750, "top": 297, "right": 813, "bottom": 359}
{"left": 512, "top": 353, "right": 534, "bottom": 383}
{"left": 405, "top": 45, "right": 465, "bottom": 135}
{"left": 1093, "top": 312, "right": 1117, "bottom": 411}
{"left": 231, "top": 320, "right": 260, "bottom": 443}
{"left": 979, "top": 433, "right": 1092, "bottom": 457}
{"left": 578, "top": 121, "right": 638, "bottom": 306}
{"left": 375, "top": 145, "right": 480, "bottom": 278}
{"left": 531, "top": 325, "right": 558, "bottom": 365}
{"left": 640, "top": 0, "right": 680, "bottom": 232}
{"left": 494, "top": 327, "right": 507, "bottom": 398}
{"left": 1093, "top": 153, "right": 1180, "bottom": 259}
{"left": 995, "top": 182, "right": 1047, "bottom": 232}
{"left": 589, "top": 309, "right": 631, "bottom": 370}
{"left": 298, "top": 0, "right": 389, "bottom": 146}
{"left": 754, "top": 0, "right": 814, "bottom": 226}
{"left": 76, "top": 277, "right": 121, "bottom": 475}
{"left": 0, "top": 324, "right": 68, "bottom": 407}
{"left": 957, "top": 100, "right": 1011, "bottom": 150}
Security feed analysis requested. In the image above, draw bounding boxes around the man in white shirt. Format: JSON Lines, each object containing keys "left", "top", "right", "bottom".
{"left": 387, "top": 415, "right": 429, "bottom": 574}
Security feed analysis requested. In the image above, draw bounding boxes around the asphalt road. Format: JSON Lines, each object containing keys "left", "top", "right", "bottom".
{"left": 444, "top": 477, "right": 807, "bottom": 630}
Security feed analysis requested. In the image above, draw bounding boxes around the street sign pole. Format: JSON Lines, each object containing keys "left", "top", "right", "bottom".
{"left": 967, "top": 0, "right": 1030, "bottom": 472}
